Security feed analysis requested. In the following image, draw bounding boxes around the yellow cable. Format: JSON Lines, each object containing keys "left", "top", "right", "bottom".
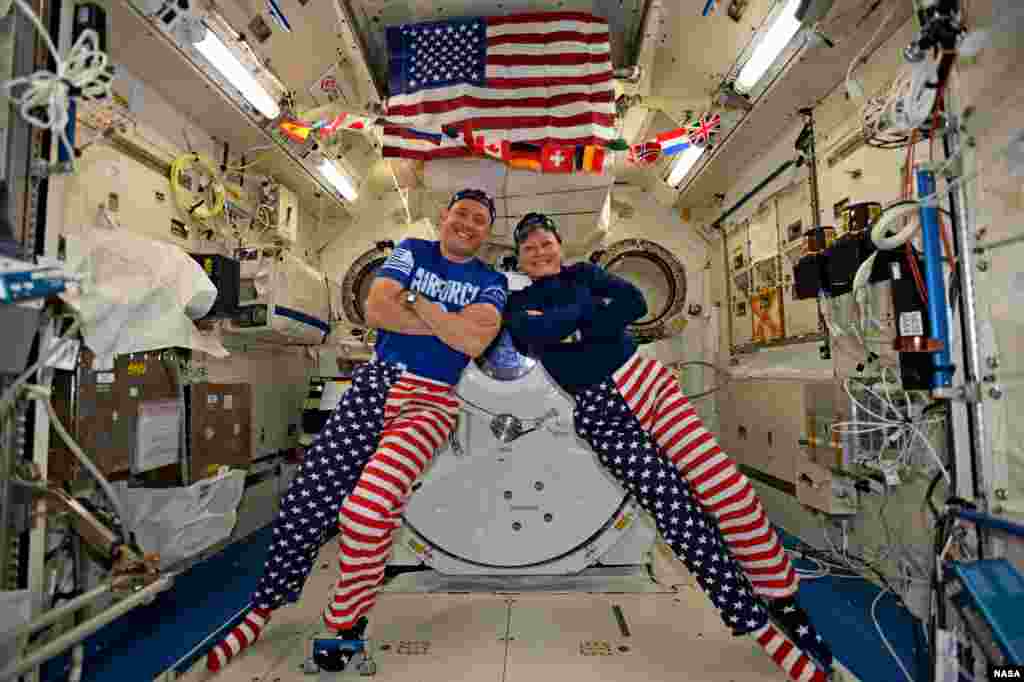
{"left": 169, "top": 153, "right": 226, "bottom": 222}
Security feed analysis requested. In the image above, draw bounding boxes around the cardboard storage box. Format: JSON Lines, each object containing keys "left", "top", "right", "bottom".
{"left": 72, "top": 350, "right": 180, "bottom": 479}
{"left": 190, "top": 383, "right": 252, "bottom": 482}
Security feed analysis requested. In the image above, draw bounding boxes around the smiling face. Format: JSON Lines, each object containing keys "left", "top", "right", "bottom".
{"left": 439, "top": 199, "right": 491, "bottom": 261}
{"left": 518, "top": 227, "right": 563, "bottom": 278}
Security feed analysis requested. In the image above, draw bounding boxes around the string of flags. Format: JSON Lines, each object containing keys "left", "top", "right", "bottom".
{"left": 278, "top": 112, "right": 375, "bottom": 144}
{"left": 626, "top": 113, "right": 722, "bottom": 167}
{"left": 275, "top": 108, "right": 721, "bottom": 176}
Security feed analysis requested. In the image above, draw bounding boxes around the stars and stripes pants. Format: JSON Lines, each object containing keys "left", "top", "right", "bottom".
{"left": 574, "top": 366, "right": 834, "bottom": 681}
{"left": 575, "top": 398, "right": 768, "bottom": 636}
{"left": 576, "top": 352, "right": 798, "bottom": 601}
{"left": 249, "top": 360, "right": 458, "bottom": 630}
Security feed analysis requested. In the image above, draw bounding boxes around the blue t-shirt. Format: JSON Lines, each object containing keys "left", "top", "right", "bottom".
{"left": 373, "top": 238, "right": 508, "bottom": 385}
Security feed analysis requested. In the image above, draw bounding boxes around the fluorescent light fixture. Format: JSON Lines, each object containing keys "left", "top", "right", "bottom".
{"left": 735, "top": 0, "right": 804, "bottom": 92}
{"left": 667, "top": 145, "right": 706, "bottom": 188}
{"left": 193, "top": 28, "right": 280, "bottom": 119}
{"left": 318, "top": 157, "right": 358, "bottom": 202}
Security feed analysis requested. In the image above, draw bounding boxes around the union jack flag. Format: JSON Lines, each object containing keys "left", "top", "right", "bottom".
{"left": 688, "top": 112, "right": 721, "bottom": 146}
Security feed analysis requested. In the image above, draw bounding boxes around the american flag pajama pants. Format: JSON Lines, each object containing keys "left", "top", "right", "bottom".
{"left": 574, "top": 355, "right": 831, "bottom": 682}
{"left": 249, "top": 360, "right": 458, "bottom": 630}
{"left": 600, "top": 352, "right": 799, "bottom": 600}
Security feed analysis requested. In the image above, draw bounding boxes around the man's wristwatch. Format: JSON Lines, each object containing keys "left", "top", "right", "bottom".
{"left": 404, "top": 290, "right": 418, "bottom": 308}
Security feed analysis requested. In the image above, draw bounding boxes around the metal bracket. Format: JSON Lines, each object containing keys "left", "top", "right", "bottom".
{"left": 30, "top": 160, "right": 75, "bottom": 178}
{"left": 932, "top": 383, "right": 984, "bottom": 403}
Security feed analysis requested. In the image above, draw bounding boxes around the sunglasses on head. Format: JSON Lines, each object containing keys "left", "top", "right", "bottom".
{"left": 514, "top": 214, "right": 559, "bottom": 245}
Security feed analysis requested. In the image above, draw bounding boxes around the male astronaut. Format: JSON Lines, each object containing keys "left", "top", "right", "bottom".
{"left": 207, "top": 189, "right": 507, "bottom": 672}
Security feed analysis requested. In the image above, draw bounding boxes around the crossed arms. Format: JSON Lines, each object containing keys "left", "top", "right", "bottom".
{"left": 503, "top": 265, "right": 648, "bottom": 345}
{"left": 363, "top": 277, "right": 502, "bottom": 359}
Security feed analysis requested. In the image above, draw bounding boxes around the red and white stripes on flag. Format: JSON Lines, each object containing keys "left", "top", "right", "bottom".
{"left": 382, "top": 12, "right": 616, "bottom": 160}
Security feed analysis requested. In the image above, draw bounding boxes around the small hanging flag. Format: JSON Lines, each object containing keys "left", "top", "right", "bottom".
{"left": 655, "top": 128, "right": 691, "bottom": 156}
{"left": 279, "top": 119, "right": 312, "bottom": 143}
{"left": 581, "top": 145, "right": 609, "bottom": 174}
{"left": 319, "top": 112, "right": 373, "bottom": 138}
{"left": 265, "top": 0, "right": 292, "bottom": 32}
{"left": 688, "top": 112, "right": 722, "bottom": 146}
{"left": 541, "top": 144, "right": 575, "bottom": 173}
{"left": 480, "top": 137, "right": 510, "bottom": 161}
{"left": 628, "top": 141, "right": 662, "bottom": 166}
{"left": 403, "top": 128, "right": 443, "bottom": 145}
{"left": 507, "top": 143, "right": 543, "bottom": 172}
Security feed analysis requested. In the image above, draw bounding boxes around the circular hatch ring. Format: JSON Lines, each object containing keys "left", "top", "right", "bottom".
{"left": 341, "top": 246, "right": 390, "bottom": 327}
{"left": 593, "top": 239, "right": 688, "bottom": 344}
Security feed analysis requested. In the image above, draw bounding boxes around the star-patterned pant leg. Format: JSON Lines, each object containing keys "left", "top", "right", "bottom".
{"left": 249, "top": 360, "right": 406, "bottom": 612}
{"left": 322, "top": 371, "right": 460, "bottom": 631}
{"left": 574, "top": 387, "right": 767, "bottom": 636}
{"left": 575, "top": 383, "right": 834, "bottom": 682}
{"left": 609, "top": 353, "right": 799, "bottom": 600}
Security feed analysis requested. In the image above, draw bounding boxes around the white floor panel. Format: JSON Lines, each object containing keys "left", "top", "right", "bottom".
{"left": 503, "top": 592, "right": 782, "bottom": 682}
{"left": 179, "top": 541, "right": 793, "bottom": 682}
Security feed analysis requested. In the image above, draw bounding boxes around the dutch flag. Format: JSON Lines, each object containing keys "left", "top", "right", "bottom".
{"left": 655, "top": 128, "right": 691, "bottom": 156}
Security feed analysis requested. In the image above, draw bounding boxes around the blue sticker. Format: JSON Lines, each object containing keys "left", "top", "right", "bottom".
{"left": 265, "top": 0, "right": 292, "bottom": 32}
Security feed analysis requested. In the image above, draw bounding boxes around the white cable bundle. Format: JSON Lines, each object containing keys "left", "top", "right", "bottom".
{"left": 885, "top": 59, "right": 940, "bottom": 134}
{"left": 862, "top": 57, "right": 939, "bottom": 148}
{"left": 0, "top": 0, "right": 113, "bottom": 174}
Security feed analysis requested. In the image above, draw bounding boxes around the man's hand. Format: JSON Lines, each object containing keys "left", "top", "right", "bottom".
{"left": 526, "top": 310, "right": 544, "bottom": 316}
{"left": 413, "top": 298, "right": 501, "bottom": 358}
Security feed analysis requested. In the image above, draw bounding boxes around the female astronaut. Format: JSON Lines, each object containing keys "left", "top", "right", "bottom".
{"left": 502, "top": 212, "right": 839, "bottom": 682}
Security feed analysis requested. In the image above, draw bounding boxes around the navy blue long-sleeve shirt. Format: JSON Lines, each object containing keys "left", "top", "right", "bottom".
{"left": 503, "top": 262, "right": 647, "bottom": 394}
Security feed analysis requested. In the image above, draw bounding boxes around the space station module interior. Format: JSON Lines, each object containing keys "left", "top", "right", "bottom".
{"left": 2, "top": 0, "right": 1024, "bottom": 680}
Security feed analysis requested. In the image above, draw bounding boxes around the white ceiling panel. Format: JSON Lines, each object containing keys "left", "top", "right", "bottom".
{"left": 505, "top": 188, "right": 609, "bottom": 218}
{"left": 504, "top": 169, "right": 614, "bottom": 197}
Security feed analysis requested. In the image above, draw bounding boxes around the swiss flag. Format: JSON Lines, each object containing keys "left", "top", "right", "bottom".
{"left": 541, "top": 144, "right": 574, "bottom": 173}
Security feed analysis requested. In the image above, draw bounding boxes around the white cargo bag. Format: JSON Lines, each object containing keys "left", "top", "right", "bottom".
{"left": 0, "top": 589, "right": 33, "bottom": 665}
{"left": 116, "top": 468, "right": 246, "bottom": 569}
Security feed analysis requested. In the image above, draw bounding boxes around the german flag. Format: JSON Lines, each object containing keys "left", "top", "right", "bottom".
{"left": 506, "top": 142, "right": 542, "bottom": 172}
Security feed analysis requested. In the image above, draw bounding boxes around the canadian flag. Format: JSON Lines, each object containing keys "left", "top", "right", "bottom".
{"left": 480, "top": 137, "right": 510, "bottom": 161}
{"left": 541, "top": 144, "right": 574, "bottom": 173}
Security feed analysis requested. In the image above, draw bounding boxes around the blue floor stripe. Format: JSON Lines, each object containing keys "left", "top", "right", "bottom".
{"left": 778, "top": 527, "right": 929, "bottom": 682}
{"left": 36, "top": 524, "right": 927, "bottom": 682}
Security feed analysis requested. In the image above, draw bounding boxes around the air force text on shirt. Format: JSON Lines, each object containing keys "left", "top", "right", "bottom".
{"left": 409, "top": 267, "right": 506, "bottom": 309}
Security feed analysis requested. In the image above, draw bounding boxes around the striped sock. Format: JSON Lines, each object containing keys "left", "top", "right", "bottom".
{"left": 752, "top": 622, "right": 830, "bottom": 682}
{"left": 206, "top": 607, "right": 272, "bottom": 672}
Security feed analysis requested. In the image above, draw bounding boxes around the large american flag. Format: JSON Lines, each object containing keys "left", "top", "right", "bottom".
{"left": 382, "top": 12, "right": 616, "bottom": 160}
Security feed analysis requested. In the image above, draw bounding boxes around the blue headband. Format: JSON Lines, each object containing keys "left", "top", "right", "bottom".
{"left": 449, "top": 189, "right": 496, "bottom": 225}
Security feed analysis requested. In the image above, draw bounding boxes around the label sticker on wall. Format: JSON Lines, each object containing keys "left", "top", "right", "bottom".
{"left": 899, "top": 311, "right": 924, "bottom": 337}
{"left": 224, "top": 394, "right": 233, "bottom": 410}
